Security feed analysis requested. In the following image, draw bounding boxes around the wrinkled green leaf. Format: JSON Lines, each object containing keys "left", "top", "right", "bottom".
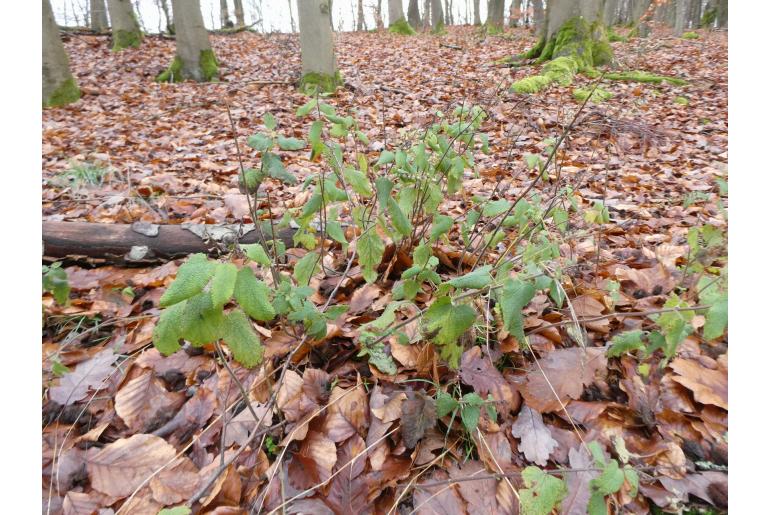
{"left": 221, "top": 309, "right": 264, "bottom": 368}
{"left": 159, "top": 254, "right": 215, "bottom": 307}
{"left": 233, "top": 267, "right": 275, "bottom": 321}
{"left": 210, "top": 263, "right": 238, "bottom": 310}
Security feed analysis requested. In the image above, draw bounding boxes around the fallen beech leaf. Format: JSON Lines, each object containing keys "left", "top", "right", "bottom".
{"left": 561, "top": 446, "right": 598, "bottom": 514}
{"left": 223, "top": 402, "right": 273, "bottom": 447}
{"left": 401, "top": 391, "right": 437, "bottom": 448}
{"left": 348, "top": 283, "right": 382, "bottom": 314}
{"left": 670, "top": 358, "right": 727, "bottom": 409}
{"left": 451, "top": 461, "right": 499, "bottom": 513}
{"left": 323, "top": 384, "right": 369, "bottom": 442}
{"left": 288, "top": 430, "right": 337, "bottom": 490}
{"left": 49, "top": 348, "right": 118, "bottom": 406}
{"left": 511, "top": 405, "right": 558, "bottom": 466}
{"left": 87, "top": 434, "right": 177, "bottom": 498}
{"left": 149, "top": 457, "right": 200, "bottom": 504}
{"left": 62, "top": 491, "right": 103, "bottom": 515}
{"left": 413, "top": 469, "right": 466, "bottom": 514}
{"left": 325, "top": 435, "right": 371, "bottom": 514}
{"left": 522, "top": 347, "right": 607, "bottom": 413}
{"left": 115, "top": 371, "right": 185, "bottom": 432}
{"left": 459, "top": 346, "right": 517, "bottom": 412}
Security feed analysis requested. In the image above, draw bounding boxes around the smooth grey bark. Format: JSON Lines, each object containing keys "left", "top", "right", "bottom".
{"left": 445, "top": 0, "right": 453, "bottom": 25}
{"left": 158, "top": 0, "right": 173, "bottom": 33}
{"left": 532, "top": 0, "right": 544, "bottom": 34}
{"left": 431, "top": 0, "right": 443, "bottom": 28}
{"left": 234, "top": 0, "right": 245, "bottom": 25}
{"left": 167, "top": 0, "right": 216, "bottom": 81}
{"left": 423, "top": 0, "right": 431, "bottom": 29}
{"left": 43, "top": 0, "right": 79, "bottom": 107}
{"left": 630, "top": 0, "right": 651, "bottom": 36}
{"left": 687, "top": 0, "right": 702, "bottom": 29}
{"left": 487, "top": 0, "right": 505, "bottom": 29}
{"left": 106, "top": 0, "right": 142, "bottom": 49}
{"left": 408, "top": 0, "right": 421, "bottom": 27}
{"left": 288, "top": 0, "right": 296, "bottom": 32}
{"left": 509, "top": 0, "right": 521, "bottom": 27}
{"left": 388, "top": 0, "right": 405, "bottom": 24}
{"left": 90, "top": 0, "right": 109, "bottom": 32}
{"left": 298, "top": 0, "right": 338, "bottom": 78}
{"left": 603, "top": 0, "right": 618, "bottom": 25}
{"left": 545, "top": 0, "right": 604, "bottom": 40}
{"left": 674, "top": 0, "right": 689, "bottom": 35}
{"left": 473, "top": 0, "right": 481, "bottom": 24}
{"left": 716, "top": 0, "right": 727, "bottom": 27}
{"left": 357, "top": 0, "right": 367, "bottom": 30}
{"left": 220, "top": 0, "right": 233, "bottom": 27}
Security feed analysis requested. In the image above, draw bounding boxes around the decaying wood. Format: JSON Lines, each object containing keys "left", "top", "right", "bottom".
{"left": 43, "top": 221, "right": 296, "bottom": 264}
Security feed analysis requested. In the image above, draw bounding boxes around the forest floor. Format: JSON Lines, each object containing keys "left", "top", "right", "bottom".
{"left": 43, "top": 26, "right": 727, "bottom": 514}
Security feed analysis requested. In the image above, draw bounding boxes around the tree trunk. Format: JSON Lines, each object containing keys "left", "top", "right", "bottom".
{"left": 532, "top": 0, "right": 544, "bottom": 34}
{"left": 603, "top": 0, "right": 618, "bottom": 25}
{"left": 509, "top": 0, "right": 521, "bottom": 27}
{"left": 90, "top": 0, "right": 109, "bottom": 32}
{"left": 674, "top": 0, "right": 689, "bottom": 35}
{"left": 716, "top": 0, "right": 727, "bottom": 28}
{"left": 43, "top": 0, "right": 80, "bottom": 107}
{"left": 431, "top": 0, "right": 443, "bottom": 30}
{"left": 687, "top": 0, "right": 701, "bottom": 29}
{"left": 288, "top": 0, "right": 297, "bottom": 32}
{"left": 220, "top": 0, "right": 233, "bottom": 28}
{"left": 43, "top": 222, "right": 297, "bottom": 263}
{"left": 388, "top": 0, "right": 405, "bottom": 24}
{"left": 445, "top": 0, "right": 453, "bottom": 25}
{"left": 107, "top": 0, "right": 142, "bottom": 50}
{"left": 233, "top": 0, "right": 245, "bottom": 26}
{"left": 358, "top": 0, "right": 367, "bottom": 30}
{"left": 157, "top": 0, "right": 218, "bottom": 82}
{"left": 630, "top": 0, "right": 651, "bottom": 36}
{"left": 408, "top": 0, "right": 421, "bottom": 27}
{"left": 473, "top": 0, "right": 481, "bottom": 24}
{"left": 159, "top": 0, "right": 174, "bottom": 33}
{"left": 423, "top": 0, "right": 431, "bottom": 29}
{"left": 297, "top": 0, "right": 340, "bottom": 93}
{"left": 487, "top": 0, "right": 505, "bottom": 31}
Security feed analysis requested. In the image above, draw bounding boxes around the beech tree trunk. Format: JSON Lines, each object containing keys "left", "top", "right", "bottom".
{"left": 630, "top": 0, "right": 651, "bottom": 37}
{"left": 288, "top": 0, "right": 297, "bottom": 32}
{"left": 234, "top": 0, "right": 245, "bottom": 26}
{"left": 388, "top": 0, "right": 405, "bottom": 24}
{"left": 90, "top": 0, "right": 109, "bottom": 32}
{"left": 357, "top": 0, "right": 367, "bottom": 30}
{"left": 408, "top": 0, "right": 421, "bottom": 27}
{"left": 431, "top": 0, "right": 444, "bottom": 29}
{"left": 43, "top": 0, "right": 80, "bottom": 107}
{"left": 473, "top": 0, "right": 481, "bottom": 24}
{"left": 532, "top": 0, "right": 544, "bottom": 34}
{"left": 298, "top": 0, "right": 339, "bottom": 90}
{"left": 509, "top": 0, "right": 521, "bottom": 27}
{"left": 106, "top": 0, "right": 142, "bottom": 50}
{"left": 158, "top": 0, "right": 218, "bottom": 82}
{"left": 716, "top": 0, "right": 727, "bottom": 28}
{"left": 546, "top": 0, "right": 604, "bottom": 40}
{"left": 487, "top": 0, "right": 504, "bottom": 30}
{"left": 158, "top": 0, "right": 174, "bottom": 33}
{"left": 674, "top": 0, "right": 689, "bottom": 35}
{"left": 220, "top": 0, "right": 233, "bottom": 28}
{"left": 423, "top": 0, "right": 431, "bottom": 29}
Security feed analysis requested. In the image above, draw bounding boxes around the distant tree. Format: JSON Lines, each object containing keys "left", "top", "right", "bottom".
{"left": 674, "top": 0, "right": 689, "bottom": 35}
{"left": 157, "top": 0, "right": 218, "bottom": 82}
{"left": 220, "top": 0, "right": 233, "bottom": 28}
{"left": 715, "top": 0, "right": 727, "bottom": 28}
{"left": 532, "top": 0, "right": 544, "bottom": 33}
{"left": 423, "top": 0, "right": 431, "bottom": 29}
{"left": 408, "top": 0, "right": 421, "bottom": 27}
{"left": 630, "top": 0, "right": 651, "bottom": 37}
{"left": 431, "top": 0, "right": 444, "bottom": 30}
{"left": 157, "top": 0, "right": 174, "bottom": 34}
{"left": 297, "top": 0, "right": 340, "bottom": 93}
{"left": 388, "top": 0, "right": 405, "bottom": 24}
{"left": 509, "top": 0, "right": 521, "bottom": 27}
{"left": 487, "top": 0, "right": 505, "bottom": 31}
{"left": 473, "top": 0, "right": 481, "bottom": 24}
{"left": 234, "top": 0, "right": 245, "bottom": 26}
{"left": 357, "top": 0, "right": 367, "bottom": 30}
{"left": 90, "top": 0, "right": 109, "bottom": 33}
{"left": 43, "top": 0, "right": 80, "bottom": 107}
{"left": 288, "top": 0, "right": 297, "bottom": 32}
{"left": 106, "top": 0, "right": 142, "bottom": 50}
{"left": 445, "top": 0, "right": 453, "bottom": 25}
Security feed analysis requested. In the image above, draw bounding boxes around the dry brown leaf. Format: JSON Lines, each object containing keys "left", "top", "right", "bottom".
{"left": 670, "top": 358, "right": 727, "bottom": 409}
{"left": 413, "top": 470, "right": 466, "bottom": 515}
{"left": 510, "top": 405, "right": 558, "bottom": 466}
{"left": 115, "top": 371, "right": 185, "bottom": 432}
{"left": 149, "top": 456, "right": 200, "bottom": 504}
{"left": 223, "top": 402, "right": 273, "bottom": 447}
{"left": 288, "top": 430, "right": 338, "bottom": 490}
{"left": 401, "top": 390, "right": 437, "bottom": 449}
{"left": 49, "top": 348, "right": 118, "bottom": 406}
{"left": 323, "top": 383, "right": 368, "bottom": 442}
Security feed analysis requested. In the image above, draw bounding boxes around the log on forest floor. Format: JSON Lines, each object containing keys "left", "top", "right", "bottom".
{"left": 42, "top": 221, "right": 296, "bottom": 265}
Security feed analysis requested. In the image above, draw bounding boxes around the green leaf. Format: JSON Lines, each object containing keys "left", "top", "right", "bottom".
{"left": 158, "top": 508, "right": 192, "bottom": 515}
{"left": 262, "top": 112, "right": 277, "bottom": 130}
{"left": 159, "top": 254, "right": 215, "bottom": 307}
{"left": 423, "top": 297, "right": 477, "bottom": 367}
{"left": 308, "top": 119, "right": 323, "bottom": 146}
{"left": 460, "top": 404, "right": 481, "bottom": 433}
{"left": 233, "top": 267, "right": 275, "bottom": 322}
{"left": 591, "top": 460, "right": 625, "bottom": 496}
{"left": 262, "top": 152, "right": 296, "bottom": 185}
{"left": 43, "top": 266, "right": 70, "bottom": 305}
{"left": 343, "top": 167, "right": 373, "bottom": 197}
{"left": 326, "top": 221, "right": 348, "bottom": 248}
{"left": 524, "top": 154, "right": 541, "bottom": 170}
{"left": 360, "top": 340, "right": 398, "bottom": 374}
{"left": 376, "top": 150, "right": 395, "bottom": 166}
{"left": 430, "top": 214, "right": 453, "bottom": 241}
{"left": 51, "top": 360, "right": 70, "bottom": 377}
{"left": 221, "top": 309, "right": 264, "bottom": 368}
{"left": 499, "top": 278, "right": 536, "bottom": 342}
{"left": 293, "top": 252, "right": 319, "bottom": 287}
{"left": 277, "top": 135, "right": 306, "bottom": 150}
{"left": 624, "top": 465, "right": 639, "bottom": 497}
{"left": 242, "top": 243, "right": 272, "bottom": 266}
{"left": 520, "top": 466, "right": 568, "bottom": 515}
{"left": 296, "top": 98, "right": 318, "bottom": 117}
{"left": 180, "top": 293, "right": 224, "bottom": 346}
{"left": 587, "top": 493, "right": 606, "bottom": 515}
{"left": 653, "top": 294, "right": 694, "bottom": 359}
{"left": 358, "top": 229, "right": 385, "bottom": 284}
{"left": 607, "top": 330, "right": 646, "bottom": 358}
{"left": 153, "top": 300, "right": 186, "bottom": 355}
{"left": 210, "top": 263, "right": 238, "bottom": 310}
{"left": 436, "top": 392, "right": 458, "bottom": 418}
{"left": 447, "top": 265, "right": 493, "bottom": 290}
{"left": 703, "top": 295, "right": 727, "bottom": 341}
{"left": 387, "top": 197, "right": 412, "bottom": 237}
{"left": 482, "top": 199, "right": 512, "bottom": 218}
{"left": 247, "top": 133, "right": 273, "bottom": 152}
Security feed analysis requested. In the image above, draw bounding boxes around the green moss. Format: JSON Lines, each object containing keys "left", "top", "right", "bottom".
{"left": 431, "top": 20, "right": 447, "bottom": 35}
{"left": 43, "top": 77, "right": 81, "bottom": 108}
{"left": 608, "top": 27, "right": 627, "bottom": 42}
{"left": 573, "top": 87, "right": 613, "bottom": 103}
{"left": 590, "top": 23, "right": 613, "bottom": 65}
{"left": 520, "top": 36, "right": 546, "bottom": 60}
{"left": 682, "top": 31, "right": 699, "bottom": 40}
{"left": 112, "top": 29, "right": 142, "bottom": 51}
{"left": 484, "top": 22, "right": 503, "bottom": 35}
{"left": 701, "top": 8, "right": 717, "bottom": 27}
{"left": 298, "top": 70, "right": 343, "bottom": 95}
{"left": 674, "top": 95, "right": 689, "bottom": 106}
{"left": 389, "top": 17, "right": 416, "bottom": 35}
{"left": 511, "top": 75, "right": 552, "bottom": 94}
{"left": 199, "top": 49, "right": 219, "bottom": 81}
{"left": 542, "top": 56, "right": 579, "bottom": 85}
{"left": 157, "top": 50, "right": 219, "bottom": 83}
{"left": 605, "top": 70, "right": 687, "bottom": 86}
{"left": 156, "top": 56, "right": 182, "bottom": 82}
